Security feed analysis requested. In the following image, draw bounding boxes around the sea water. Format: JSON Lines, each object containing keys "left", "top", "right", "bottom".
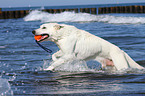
{"left": 0, "top": 4, "right": 145, "bottom": 95}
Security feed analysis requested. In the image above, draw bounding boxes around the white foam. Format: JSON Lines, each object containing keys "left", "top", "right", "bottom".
{"left": 0, "top": 78, "right": 13, "bottom": 96}
{"left": 24, "top": 10, "right": 145, "bottom": 24}
{"left": 43, "top": 59, "right": 92, "bottom": 72}
{"left": 54, "top": 60, "right": 90, "bottom": 72}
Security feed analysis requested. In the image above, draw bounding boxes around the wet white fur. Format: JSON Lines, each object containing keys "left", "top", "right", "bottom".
{"left": 34, "top": 23, "right": 144, "bottom": 71}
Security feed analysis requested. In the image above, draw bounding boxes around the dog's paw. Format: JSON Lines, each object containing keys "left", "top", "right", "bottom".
{"left": 43, "top": 66, "right": 54, "bottom": 71}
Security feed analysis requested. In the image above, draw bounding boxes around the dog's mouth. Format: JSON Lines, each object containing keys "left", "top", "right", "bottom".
{"left": 34, "top": 34, "right": 49, "bottom": 42}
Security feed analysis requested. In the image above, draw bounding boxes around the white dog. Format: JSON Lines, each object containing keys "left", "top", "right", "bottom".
{"left": 32, "top": 23, "right": 144, "bottom": 71}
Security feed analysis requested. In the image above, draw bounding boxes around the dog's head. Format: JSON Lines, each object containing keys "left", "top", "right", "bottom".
{"left": 32, "top": 23, "right": 64, "bottom": 42}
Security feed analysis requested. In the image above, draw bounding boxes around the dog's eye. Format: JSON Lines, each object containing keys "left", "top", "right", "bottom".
{"left": 42, "top": 27, "right": 46, "bottom": 29}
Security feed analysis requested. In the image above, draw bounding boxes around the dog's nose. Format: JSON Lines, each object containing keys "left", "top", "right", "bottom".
{"left": 32, "top": 30, "right": 36, "bottom": 35}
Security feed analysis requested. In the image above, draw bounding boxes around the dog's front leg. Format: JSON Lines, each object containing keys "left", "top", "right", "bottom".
{"left": 47, "top": 37, "right": 77, "bottom": 71}
{"left": 52, "top": 50, "right": 63, "bottom": 61}
{"left": 44, "top": 58, "right": 65, "bottom": 71}
{"left": 45, "top": 54, "right": 75, "bottom": 71}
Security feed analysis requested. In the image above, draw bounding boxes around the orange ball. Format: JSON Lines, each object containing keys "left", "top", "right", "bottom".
{"left": 34, "top": 35, "right": 42, "bottom": 40}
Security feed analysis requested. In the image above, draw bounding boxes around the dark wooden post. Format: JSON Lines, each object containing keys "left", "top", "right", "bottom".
{"left": 98, "top": 7, "right": 103, "bottom": 14}
{"left": 91, "top": 8, "right": 96, "bottom": 14}
{"left": 143, "top": 6, "right": 145, "bottom": 13}
{"left": 0, "top": 8, "right": 3, "bottom": 19}
{"left": 140, "top": 6, "right": 143, "bottom": 13}
{"left": 80, "top": 8, "right": 84, "bottom": 13}
{"left": 85, "top": 8, "right": 90, "bottom": 13}
{"left": 65, "top": 9, "right": 69, "bottom": 11}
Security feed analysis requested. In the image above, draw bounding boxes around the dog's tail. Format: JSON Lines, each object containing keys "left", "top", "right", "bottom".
{"left": 124, "top": 52, "right": 144, "bottom": 69}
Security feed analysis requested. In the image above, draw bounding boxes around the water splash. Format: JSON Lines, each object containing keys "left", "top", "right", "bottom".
{"left": 42, "top": 59, "right": 145, "bottom": 74}
{"left": 0, "top": 78, "right": 13, "bottom": 96}
{"left": 54, "top": 60, "right": 90, "bottom": 72}
{"left": 43, "top": 59, "right": 95, "bottom": 72}
{"left": 24, "top": 10, "right": 145, "bottom": 24}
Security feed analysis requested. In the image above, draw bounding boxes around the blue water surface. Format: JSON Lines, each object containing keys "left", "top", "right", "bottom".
{"left": 0, "top": 8, "right": 145, "bottom": 96}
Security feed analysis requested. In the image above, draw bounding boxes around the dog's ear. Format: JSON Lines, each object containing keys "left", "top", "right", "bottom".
{"left": 54, "top": 25, "right": 64, "bottom": 30}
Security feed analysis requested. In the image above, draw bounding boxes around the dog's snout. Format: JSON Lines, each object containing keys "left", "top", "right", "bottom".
{"left": 32, "top": 30, "right": 36, "bottom": 35}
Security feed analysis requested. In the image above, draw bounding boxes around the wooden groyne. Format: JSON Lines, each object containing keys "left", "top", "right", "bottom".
{"left": 0, "top": 10, "right": 29, "bottom": 19}
{"left": 0, "top": 5, "right": 145, "bottom": 19}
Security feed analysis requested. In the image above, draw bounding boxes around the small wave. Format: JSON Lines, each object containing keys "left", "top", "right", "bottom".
{"left": 24, "top": 10, "right": 145, "bottom": 24}
{"left": 23, "top": 10, "right": 97, "bottom": 22}
{"left": 0, "top": 45, "right": 7, "bottom": 49}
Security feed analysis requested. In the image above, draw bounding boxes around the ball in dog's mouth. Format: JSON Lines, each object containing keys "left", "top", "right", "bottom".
{"left": 34, "top": 34, "right": 49, "bottom": 42}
